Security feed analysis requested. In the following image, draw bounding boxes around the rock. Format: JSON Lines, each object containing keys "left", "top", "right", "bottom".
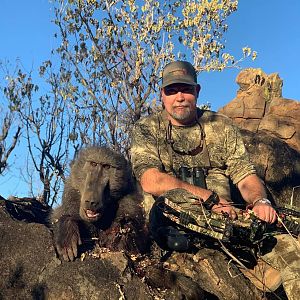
{"left": 0, "top": 199, "right": 154, "bottom": 300}
{"left": 218, "top": 67, "right": 300, "bottom": 208}
{"left": 240, "top": 129, "right": 300, "bottom": 207}
{"left": 0, "top": 199, "right": 54, "bottom": 300}
{"left": 0, "top": 197, "right": 268, "bottom": 300}
{"left": 259, "top": 97, "right": 300, "bottom": 150}
{"left": 219, "top": 68, "right": 300, "bottom": 152}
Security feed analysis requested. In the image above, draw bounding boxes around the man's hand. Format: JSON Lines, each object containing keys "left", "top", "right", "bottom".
{"left": 237, "top": 175, "right": 277, "bottom": 223}
{"left": 252, "top": 202, "right": 277, "bottom": 223}
{"left": 211, "top": 197, "right": 237, "bottom": 219}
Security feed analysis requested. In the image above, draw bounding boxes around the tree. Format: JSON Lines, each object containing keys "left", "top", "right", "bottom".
{"left": 1, "top": 65, "right": 66, "bottom": 205}
{"left": 0, "top": 110, "right": 21, "bottom": 176}
{"left": 0, "top": 62, "right": 22, "bottom": 177}
{"left": 49, "top": 0, "right": 255, "bottom": 153}
{"left": 1, "top": 0, "right": 256, "bottom": 204}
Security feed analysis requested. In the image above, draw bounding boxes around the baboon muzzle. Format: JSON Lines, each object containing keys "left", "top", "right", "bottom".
{"left": 80, "top": 169, "right": 109, "bottom": 222}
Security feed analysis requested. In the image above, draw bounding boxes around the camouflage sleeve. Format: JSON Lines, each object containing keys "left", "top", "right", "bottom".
{"left": 130, "top": 120, "right": 163, "bottom": 181}
{"left": 224, "top": 122, "right": 257, "bottom": 184}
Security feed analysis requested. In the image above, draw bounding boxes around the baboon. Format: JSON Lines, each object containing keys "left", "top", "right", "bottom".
{"left": 50, "top": 146, "right": 205, "bottom": 299}
{"left": 51, "top": 146, "right": 146, "bottom": 261}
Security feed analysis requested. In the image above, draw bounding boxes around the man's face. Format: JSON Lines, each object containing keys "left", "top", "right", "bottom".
{"left": 161, "top": 83, "right": 200, "bottom": 125}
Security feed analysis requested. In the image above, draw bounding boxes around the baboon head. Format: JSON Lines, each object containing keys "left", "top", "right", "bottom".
{"left": 70, "top": 146, "right": 132, "bottom": 223}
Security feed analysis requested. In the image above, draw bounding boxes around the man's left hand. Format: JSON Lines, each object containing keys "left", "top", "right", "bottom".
{"left": 252, "top": 202, "right": 277, "bottom": 223}
{"left": 212, "top": 197, "right": 237, "bottom": 219}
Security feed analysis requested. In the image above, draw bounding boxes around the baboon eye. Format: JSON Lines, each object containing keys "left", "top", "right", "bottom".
{"left": 90, "top": 161, "right": 98, "bottom": 167}
{"left": 102, "top": 164, "right": 111, "bottom": 170}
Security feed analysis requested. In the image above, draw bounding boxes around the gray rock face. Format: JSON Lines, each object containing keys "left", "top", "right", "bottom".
{"left": 0, "top": 199, "right": 155, "bottom": 300}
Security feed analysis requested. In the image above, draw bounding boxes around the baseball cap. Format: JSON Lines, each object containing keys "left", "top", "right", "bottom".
{"left": 161, "top": 61, "right": 197, "bottom": 88}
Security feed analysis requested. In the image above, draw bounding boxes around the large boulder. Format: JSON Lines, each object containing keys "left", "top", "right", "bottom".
{"left": 259, "top": 97, "right": 300, "bottom": 151}
{"left": 0, "top": 199, "right": 154, "bottom": 300}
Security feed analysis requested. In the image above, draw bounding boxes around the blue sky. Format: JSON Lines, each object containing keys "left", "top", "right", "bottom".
{"left": 1, "top": 0, "right": 300, "bottom": 108}
{"left": 0, "top": 0, "right": 55, "bottom": 71}
{"left": 200, "top": 0, "right": 300, "bottom": 110}
{"left": 1, "top": 0, "right": 300, "bottom": 198}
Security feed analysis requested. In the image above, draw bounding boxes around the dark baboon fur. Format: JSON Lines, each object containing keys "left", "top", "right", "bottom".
{"left": 51, "top": 146, "right": 146, "bottom": 261}
{"left": 50, "top": 146, "right": 205, "bottom": 299}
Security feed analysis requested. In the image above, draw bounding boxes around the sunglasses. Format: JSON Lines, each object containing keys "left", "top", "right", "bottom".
{"left": 164, "top": 85, "right": 196, "bottom": 96}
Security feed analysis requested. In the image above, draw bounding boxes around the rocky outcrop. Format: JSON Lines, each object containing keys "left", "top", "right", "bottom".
{"left": 219, "top": 68, "right": 300, "bottom": 208}
{"left": 259, "top": 98, "right": 300, "bottom": 151}
{"left": 0, "top": 198, "right": 265, "bottom": 300}
{"left": 0, "top": 199, "right": 166, "bottom": 300}
{"left": 219, "top": 68, "right": 300, "bottom": 152}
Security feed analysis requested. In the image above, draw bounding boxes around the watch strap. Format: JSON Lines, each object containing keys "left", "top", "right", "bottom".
{"left": 203, "top": 191, "right": 220, "bottom": 210}
{"left": 253, "top": 198, "right": 272, "bottom": 206}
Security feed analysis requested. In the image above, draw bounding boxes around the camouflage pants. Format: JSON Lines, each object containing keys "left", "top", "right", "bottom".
{"left": 260, "top": 234, "right": 300, "bottom": 300}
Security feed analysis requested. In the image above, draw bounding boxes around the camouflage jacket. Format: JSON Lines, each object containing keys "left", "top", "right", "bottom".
{"left": 130, "top": 109, "right": 256, "bottom": 200}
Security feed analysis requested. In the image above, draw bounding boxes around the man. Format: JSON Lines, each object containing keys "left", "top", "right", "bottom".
{"left": 130, "top": 61, "right": 300, "bottom": 299}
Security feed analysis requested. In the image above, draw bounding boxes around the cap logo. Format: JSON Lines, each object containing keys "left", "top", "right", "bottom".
{"left": 169, "top": 69, "right": 188, "bottom": 76}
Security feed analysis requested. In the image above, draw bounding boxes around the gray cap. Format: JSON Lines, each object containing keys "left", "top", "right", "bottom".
{"left": 162, "top": 61, "right": 197, "bottom": 88}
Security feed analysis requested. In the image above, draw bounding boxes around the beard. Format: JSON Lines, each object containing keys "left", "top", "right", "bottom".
{"left": 171, "top": 106, "right": 193, "bottom": 121}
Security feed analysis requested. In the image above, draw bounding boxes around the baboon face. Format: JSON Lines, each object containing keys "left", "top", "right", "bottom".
{"left": 70, "top": 147, "right": 131, "bottom": 223}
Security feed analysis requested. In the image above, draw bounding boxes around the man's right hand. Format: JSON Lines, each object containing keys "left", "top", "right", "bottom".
{"left": 140, "top": 168, "right": 238, "bottom": 219}
{"left": 211, "top": 198, "right": 237, "bottom": 219}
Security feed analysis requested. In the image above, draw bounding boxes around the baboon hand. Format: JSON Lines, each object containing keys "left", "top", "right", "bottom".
{"left": 54, "top": 216, "right": 82, "bottom": 261}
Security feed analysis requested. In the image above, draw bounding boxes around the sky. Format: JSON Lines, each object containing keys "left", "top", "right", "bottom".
{"left": 200, "top": 0, "right": 300, "bottom": 110}
{"left": 1, "top": 0, "right": 300, "bottom": 109}
{"left": 0, "top": 0, "right": 300, "bottom": 198}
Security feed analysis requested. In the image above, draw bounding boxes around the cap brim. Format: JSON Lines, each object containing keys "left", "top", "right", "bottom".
{"left": 161, "top": 77, "right": 198, "bottom": 88}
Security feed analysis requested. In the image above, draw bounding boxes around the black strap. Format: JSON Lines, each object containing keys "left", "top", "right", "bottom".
{"left": 203, "top": 191, "right": 220, "bottom": 210}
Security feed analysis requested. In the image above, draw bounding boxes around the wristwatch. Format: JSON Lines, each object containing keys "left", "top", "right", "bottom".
{"left": 203, "top": 191, "right": 220, "bottom": 210}
{"left": 253, "top": 198, "right": 272, "bottom": 206}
